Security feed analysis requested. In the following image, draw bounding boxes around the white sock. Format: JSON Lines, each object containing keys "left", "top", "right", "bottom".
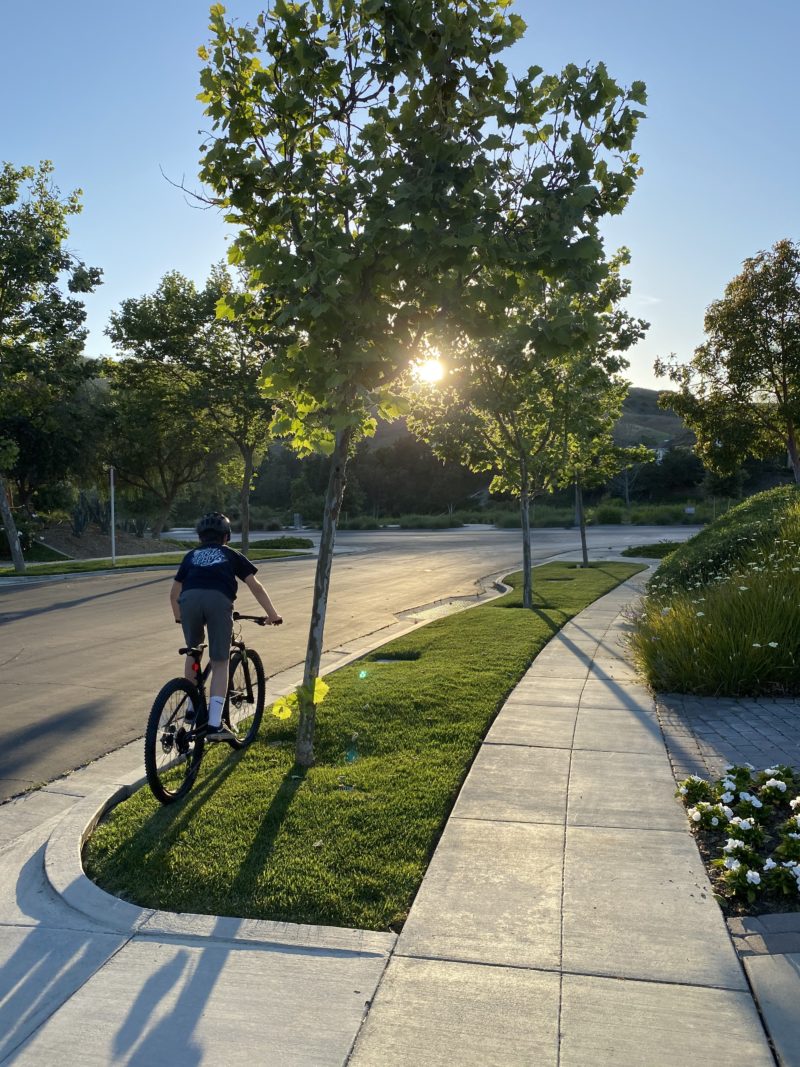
{"left": 208, "top": 695, "right": 225, "bottom": 728}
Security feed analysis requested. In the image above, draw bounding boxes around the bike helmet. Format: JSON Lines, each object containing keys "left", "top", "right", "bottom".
{"left": 196, "top": 512, "right": 232, "bottom": 541}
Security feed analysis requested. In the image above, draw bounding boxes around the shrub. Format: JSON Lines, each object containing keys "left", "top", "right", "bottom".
{"left": 620, "top": 541, "right": 680, "bottom": 559}
{"left": 493, "top": 507, "right": 574, "bottom": 528}
{"left": 338, "top": 515, "right": 382, "bottom": 530}
{"left": 592, "top": 503, "right": 625, "bottom": 524}
{"left": 250, "top": 535, "right": 313, "bottom": 549}
{"left": 398, "top": 514, "right": 463, "bottom": 529}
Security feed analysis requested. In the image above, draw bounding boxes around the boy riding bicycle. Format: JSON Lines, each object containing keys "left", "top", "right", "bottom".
{"left": 169, "top": 512, "right": 282, "bottom": 741}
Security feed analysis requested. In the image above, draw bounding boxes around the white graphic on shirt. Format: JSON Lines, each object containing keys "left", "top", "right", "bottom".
{"left": 191, "top": 548, "right": 226, "bottom": 568}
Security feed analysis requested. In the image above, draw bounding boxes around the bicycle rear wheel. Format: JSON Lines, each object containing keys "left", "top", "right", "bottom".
{"left": 224, "top": 648, "right": 265, "bottom": 748}
{"left": 145, "top": 678, "right": 205, "bottom": 804}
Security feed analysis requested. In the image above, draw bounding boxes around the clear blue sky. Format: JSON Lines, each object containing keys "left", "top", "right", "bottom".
{"left": 3, "top": 1, "right": 799, "bottom": 389}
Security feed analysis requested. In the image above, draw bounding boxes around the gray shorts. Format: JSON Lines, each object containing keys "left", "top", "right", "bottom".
{"left": 179, "top": 588, "right": 233, "bottom": 661}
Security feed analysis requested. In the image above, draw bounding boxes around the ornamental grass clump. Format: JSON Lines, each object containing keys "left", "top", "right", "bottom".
{"left": 678, "top": 764, "right": 800, "bottom": 911}
{"left": 629, "top": 488, "right": 800, "bottom": 695}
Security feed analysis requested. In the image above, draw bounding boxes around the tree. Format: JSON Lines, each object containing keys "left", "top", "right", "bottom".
{"left": 101, "top": 357, "right": 223, "bottom": 537}
{"left": 0, "top": 440, "right": 24, "bottom": 573}
{"left": 0, "top": 161, "right": 102, "bottom": 563}
{"left": 558, "top": 374, "right": 649, "bottom": 564}
{"left": 410, "top": 256, "right": 646, "bottom": 605}
{"left": 197, "top": 0, "right": 646, "bottom": 764}
{"left": 107, "top": 268, "right": 275, "bottom": 553}
{"left": 657, "top": 239, "right": 800, "bottom": 483}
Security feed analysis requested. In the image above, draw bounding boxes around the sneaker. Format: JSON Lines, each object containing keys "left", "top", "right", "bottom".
{"left": 205, "top": 725, "right": 236, "bottom": 743}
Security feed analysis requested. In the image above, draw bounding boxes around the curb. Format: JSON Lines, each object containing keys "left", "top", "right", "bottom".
{"left": 40, "top": 571, "right": 515, "bottom": 953}
{"left": 43, "top": 785, "right": 396, "bottom": 955}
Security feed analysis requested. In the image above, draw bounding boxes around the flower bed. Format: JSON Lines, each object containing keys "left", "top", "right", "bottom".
{"left": 678, "top": 763, "right": 800, "bottom": 914}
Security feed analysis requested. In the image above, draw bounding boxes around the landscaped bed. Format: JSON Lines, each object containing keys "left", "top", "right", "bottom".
{"left": 84, "top": 560, "right": 643, "bottom": 930}
{"left": 628, "top": 485, "right": 800, "bottom": 696}
{"left": 677, "top": 763, "right": 800, "bottom": 915}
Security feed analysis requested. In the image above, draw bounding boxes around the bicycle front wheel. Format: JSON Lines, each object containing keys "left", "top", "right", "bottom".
{"left": 224, "top": 648, "right": 265, "bottom": 748}
{"left": 145, "top": 678, "right": 205, "bottom": 804}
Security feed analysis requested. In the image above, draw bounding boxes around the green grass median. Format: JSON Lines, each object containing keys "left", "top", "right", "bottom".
{"left": 0, "top": 546, "right": 306, "bottom": 577}
{"left": 85, "top": 560, "right": 643, "bottom": 930}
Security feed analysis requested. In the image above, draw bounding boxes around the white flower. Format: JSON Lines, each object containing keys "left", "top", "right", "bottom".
{"left": 720, "top": 791, "right": 734, "bottom": 803}
{"left": 723, "top": 838, "right": 745, "bottom": 852}
{"left": 750, "top": 797, "right": 763, "bottom": 809}
{"left": 739, "top": 792, "right": 751, "bottom": 802}
{"left": 678, "top": 786, "right": 688, "bottom": 795}
{"left": 711, "top": 817, "right": 719, "bottom": 826}
{"left": 738, "top": 586, "right": 748, "bottom": 591}
{"left": 722, "top": 779, "right": 736, "bottom": 792}
{"left": 746, "top": 763, "right": 755, "bottom": 770}
{"left": 724, "top": 764, "right": 734, "bottom": 771}
{"left": 768, "top": 642, "right": 779, "bottom": 648}
{"left": 764, "top": 778, "right": 787, "bottom": 792}
{"left": 722, "top": 805, "right": 734, "bottom": 819}
{"left": 752, "top": 643, "right": 762, "bottom": 648}
{"left": 790, "top": 797, "right": 800, "bottom": 810}
{"left": 696, "top": 611, "right": 705, "bottom": 617}
{"left": 691, "top": 810, "right": 702, "bottom": 822}
{"left": 764, "top": 858, "right": 777, "bottom": 871}
{"left": 725, "top": 858, "right": 741, "bottom": 871}
{"left": 763, "top": 767, "right": 779, "bottom": 776}
{"left": 746, "top": 870, "right": 761, "bottom": 885}
{"left": 788, "top": 833, "right": 800, "bottom": 841}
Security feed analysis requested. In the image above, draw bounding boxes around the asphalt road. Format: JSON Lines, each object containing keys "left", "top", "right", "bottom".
{"left": 0, "top": 525, "right": 698, "bottom": 800}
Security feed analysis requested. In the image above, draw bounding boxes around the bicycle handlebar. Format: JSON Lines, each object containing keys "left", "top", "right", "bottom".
{"left": 232, "top": 612, "right": 281, "bottom": 626}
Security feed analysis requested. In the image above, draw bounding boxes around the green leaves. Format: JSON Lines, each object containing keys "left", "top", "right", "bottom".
{"left": 660, "top": 238, "right": 800, "bottom": 482}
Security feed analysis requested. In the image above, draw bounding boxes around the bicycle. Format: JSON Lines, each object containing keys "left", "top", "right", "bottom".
{"left": 144, "top": 612, "right": 271, "bottom": 804}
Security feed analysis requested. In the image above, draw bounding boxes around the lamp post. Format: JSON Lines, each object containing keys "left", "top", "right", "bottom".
{"left": 109, "top": 466, "right": 116, "bottom": 566}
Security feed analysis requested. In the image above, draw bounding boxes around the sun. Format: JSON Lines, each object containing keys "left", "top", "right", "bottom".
{"left": 413, "top": 357, "right": 445, "bottom": 384}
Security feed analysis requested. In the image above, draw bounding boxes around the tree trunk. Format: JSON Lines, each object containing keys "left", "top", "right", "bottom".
{"left": 575, "top": 479, "right": 589, "bottom": 566}
{"left": 296, "top": 426, "right": 352, "bottom": 767}
{"left": 519, "top": 472, "right": 533, "bottom": 610}
{"left": 787, "top": 424, "right": 800, "bottom": 484}
{"left": 0, "top": 474, "right": 26, "bottom": 574}
{"left": 623, "top": 467, "right": 631, "bottom": 508}
{"left": 151, "top": 495, "right": 175, "bottom": 540}
{"left": 240, "top": 445, "right": 254, "bottom": 556}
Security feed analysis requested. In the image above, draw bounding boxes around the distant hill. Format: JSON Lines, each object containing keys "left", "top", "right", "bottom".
{"left": 365, "top": 387, "right": 692, "bottom": 453}
{"left": 614, "top": 387, "right": 693, "bottom": 448}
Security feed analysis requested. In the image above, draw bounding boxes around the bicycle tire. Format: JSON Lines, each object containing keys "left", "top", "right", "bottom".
{"left": 145, "top": 678, "right": 205, "bottom": 804}
{"left": 224, "top": 648, "right": 265, "bottom": 748}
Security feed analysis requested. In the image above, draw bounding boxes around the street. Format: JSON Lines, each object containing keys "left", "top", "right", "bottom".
{"left": 0, "top": 525, "right": 697, "bottom": 799}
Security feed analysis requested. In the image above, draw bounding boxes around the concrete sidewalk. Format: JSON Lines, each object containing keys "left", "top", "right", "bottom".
{"left": 0, "top": 573, "right": 788, "bottom": 1064}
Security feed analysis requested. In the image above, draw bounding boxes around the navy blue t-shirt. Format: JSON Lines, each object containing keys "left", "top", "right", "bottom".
{"left": 175, "top": 544, "right": 257, "bottom": 601}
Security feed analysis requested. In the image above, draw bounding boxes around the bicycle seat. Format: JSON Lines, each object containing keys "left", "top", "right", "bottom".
{"left": 179, "top": 644, "right": 207, "bottom": 657}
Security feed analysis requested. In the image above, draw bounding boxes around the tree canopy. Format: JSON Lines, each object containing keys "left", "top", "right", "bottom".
{"left": 107, "top": 267, "right": 275, "bottom": 552}
{"left": 0, "top": 160, "right": 102, "bottom": 569}
{"left": 657, "top": 238, "right": 800, "bottom": 483}
{"left": 197, "top": 0, "right": 646, "bottom": 763}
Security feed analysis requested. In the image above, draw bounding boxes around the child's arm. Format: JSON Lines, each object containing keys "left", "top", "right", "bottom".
{"left": 244, "top": 573, "right": 283, "bottom": 624}
{"left": 170, "top": 580, "right": 182, "bottom": 623}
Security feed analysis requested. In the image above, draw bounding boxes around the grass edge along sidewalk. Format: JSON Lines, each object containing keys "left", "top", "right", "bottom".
{"left": 85, "top": 560, "right": 644, "bottom": 931}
